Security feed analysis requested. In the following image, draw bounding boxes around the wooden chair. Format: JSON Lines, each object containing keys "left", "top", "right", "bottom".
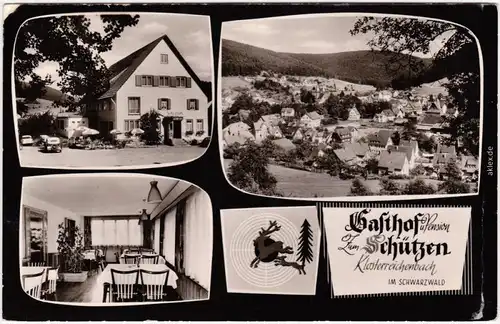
{"left": 124, "top": 254, "right": 139, "bottom": 265}
{"left": 42, "top": 267, "right": 59, "bottom": 300}
{"left": 138, "top": 269, "right": 170, "bottom": 302}
{"left": 110, "top": 269, "right": 140, "bottom": 302}
{"left": 140, "top": 254, "right": 158, "bottom": 265}
{"left": 22, "top": 269, "right": 45, "bottom": 299}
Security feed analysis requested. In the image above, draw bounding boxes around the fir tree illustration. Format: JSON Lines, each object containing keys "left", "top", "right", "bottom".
{"left": 296, "top": 219, "right": 314, "bottom": 269}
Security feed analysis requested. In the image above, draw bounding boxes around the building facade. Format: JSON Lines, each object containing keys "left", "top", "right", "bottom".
{"left": 86, "top": 35, "right": 210, "bottom": 143}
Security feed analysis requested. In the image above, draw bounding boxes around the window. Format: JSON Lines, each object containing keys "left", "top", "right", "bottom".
{"left": 196, "top": 119, "right": 204, "bottom": 132}
{"left": 158, "top": 98, "right": 170, "bottom": 110}
{"left": 163, "top": 207, "right": 176, "bottom": 265}
{"left": 187, "top": 99, "right": 199, "bottom": 110}
{"left": 186, "top": 119, "right": 193, "bottom": 132}
{"left": 180, "top": 77, "right": 186, "bottom": 87}
{"left": 141, "top": 75, "right": 153, "bottom": 86}
{"left": 103, "top": 101, "right": 109, "bottom": 111}
{"left": 176, "top": 77, "right": 182, "bottom": 87}
{"left": 128, "top": 97, "right": 140, "bottom": 115}
{"left": 90, "top": 218, "right": 142, "bottom": 246}
{"left": 124, "top": 120, "right": 140, "bottom": 132}
{"left": 159, "top": 76, "right": 169, "bottom": 87}
{"left": 161, "top": 54, "right": 168, "bottom": 63}
{"left": 65, "top": 218, "right": 76, "bottom": 247}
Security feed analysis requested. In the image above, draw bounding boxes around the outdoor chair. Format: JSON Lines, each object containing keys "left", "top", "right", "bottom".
{"left": 138, "top": 269, "right": 170, "bottom": 302}
{"left": 110, "top": 269, "right": 140, "bottom": 302}
{"left": 22, "top": 269, "right": 46, "bottom": 299}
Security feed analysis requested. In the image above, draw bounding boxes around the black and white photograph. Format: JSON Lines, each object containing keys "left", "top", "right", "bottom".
{"left": 20, "top": 174, "right": 212, "bottom": 304}
{"left": 220, "top": 14, "right": 482, "bottom": 199}
{"left": 15, "top": 13, "right": 213, "bottom": 169}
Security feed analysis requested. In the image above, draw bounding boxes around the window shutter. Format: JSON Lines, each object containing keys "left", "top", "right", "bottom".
{"left": 169, "top": 76, "right": 175, "bottom": 87}
{"left": 135, "top": 75, "right": 142, "bottom": 86}
{"left": 158, "top": 98, "right": 161, "bottom": 110}
{"left": 186, "top": 77, "right": 192, "bottom": 88}
{"left": 153, "top": 76, "right": 159, "bottom": 87}
{"left": 187, "top": 99, "right": 190, "bottom": 110}
{"left": 168, "top": 98, "right": 171, "bottom": 110}
{"left": 196, "top": 99, "right": 199, "bottom": 110}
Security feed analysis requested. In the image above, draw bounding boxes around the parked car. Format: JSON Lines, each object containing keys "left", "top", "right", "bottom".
{"left": 20, "top": 135, "right": 34, "bottom": 146}
{"left": 35, "top": 135, "right": 50, "bottom": 146}
{"left": 43, "top": 137, "right": 62, "bottom": 153}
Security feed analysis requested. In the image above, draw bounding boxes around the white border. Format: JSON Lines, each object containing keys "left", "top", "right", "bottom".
{"left": 19, "top": 172, "right": 214, "bottom": 307}
{"left": 220, "top": 205, "right": 320, "bottom": 295}
{"left": 12, "top": 11, "right": 215, "bottom": 170}
{"left": 217, "top": 12, "right": 484, "bottom": 202}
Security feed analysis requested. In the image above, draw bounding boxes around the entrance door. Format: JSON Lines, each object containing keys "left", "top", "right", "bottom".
{"left": 173, "top": 120, "right": 182, "bottom": 139}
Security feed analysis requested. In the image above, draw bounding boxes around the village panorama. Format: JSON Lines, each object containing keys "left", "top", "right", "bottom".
{"left": 220, "top": 16, "right": 480, "bottom": 198}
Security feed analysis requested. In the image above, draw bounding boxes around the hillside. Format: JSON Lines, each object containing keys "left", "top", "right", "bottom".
{"left": 221, "top": 39, "right": 433, "bottom": 88}
{"left": 16, "top": 82, "right": 69, "bottom": 102}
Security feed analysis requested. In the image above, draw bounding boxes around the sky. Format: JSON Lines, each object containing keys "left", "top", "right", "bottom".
{"left": 23, "top": 175, "right": 179, "bottom": 216}
{"left": 25, "top": 13, "right": 213, "bottom": 89}
{"left": 222, "top": 15, "right": 454, "bottom": 57}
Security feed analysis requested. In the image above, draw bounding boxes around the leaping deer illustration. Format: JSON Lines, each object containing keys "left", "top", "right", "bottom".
{"left": 274, "top": 256, "right": 306, "bottom": 275}
{"left": 250, "top": 220, "right": 293, "bottom": 269}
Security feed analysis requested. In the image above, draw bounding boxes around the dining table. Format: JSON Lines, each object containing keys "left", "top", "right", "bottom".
{"left": 90, "top": 263, "right": 178, "bottom": 303}
{"left": 21, "top": 266, "right": 50, "bottom": 290}
{"left": 118, "top": 253, "right": 165, "bottom": 264}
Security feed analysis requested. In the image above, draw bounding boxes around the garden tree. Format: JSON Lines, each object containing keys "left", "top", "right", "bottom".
{"left": 404, "top": 178, "right": 437, "bottom": 194}
{"left": 294, "top": 141, "right": 314, "bottom": 161}
{"left": 351, "top": 16, "right": 480, "bottom": 155}
{"left": 349, "top": 178, "right": 372, "bottom": 196}
{"left": 300, "top": 89, "right": 316, "bottom": 104}
{"left": 437, "top": 161, "right": 470, "bottom": 194}
{"left": 379, "top": 178, "right": 403, "bottom": 195}
{"left": 261, "top": 138, "right": 282, "bottom": 158}
{"left": 139, "top": 110, "right": 161, "bottom": 145}
{"left": 15, "top": 15, "right": 140, "bottom": 111}
{"left": 410, "top": 164, "right": 427, "bottom": 177}
{"left": 416, "top": 133, "right": 438, "bottom": 153}
{"left": 391, "top": 131, "right": 401, "bottom": 146}
{"left": 16, "top": 100, "right": 29, "bottom": 116}
{"left": 361, "top": 101, "right": 390, "bottom": 118}
{"left": 227, "top": 140, "right": 281, "bottom": 196}
{"left": 317, "top": 149, "right": 345, "bottom": 176}
{"left": 229, "top": 92, "right": 254, "bottom": 115}
{"left": 402, "top": 119, "right": 419, "bottom": 140}
{"left": 364, "top": 157, "right": 379, "bottom": 175}
{"left": 296, "top": 219, "right": 314, "bottom": 267}
{"left": 223, "top": 142, "right": 242, "bottom": 159}
{"left": 18, "top": 111, "right": 56, "bottom": 137}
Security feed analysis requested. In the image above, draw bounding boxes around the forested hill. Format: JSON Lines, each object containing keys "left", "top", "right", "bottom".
{"left": 221, "top": 39, "right": 434, "bottom": 88}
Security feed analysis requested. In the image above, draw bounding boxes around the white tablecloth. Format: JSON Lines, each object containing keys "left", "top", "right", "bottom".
{"left": 90, "top": 263, "right": 178, "bottom": 303}
{"left": 21, "top": 266, "right": 49, "bottom": 290}
{"left": 119, "top": 254, "right": 164, "bottom": 264}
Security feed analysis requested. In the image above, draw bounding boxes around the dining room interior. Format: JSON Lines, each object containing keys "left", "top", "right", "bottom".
{"left": 20, "top": 174, "right": 213, "bottom": 304}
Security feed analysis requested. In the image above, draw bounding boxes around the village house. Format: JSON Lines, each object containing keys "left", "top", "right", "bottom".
{"left": 373, "top": 112, "right": 389, "bottom": 123}
{"left": 332, "top": 127, "right": 352, "bottom": 144}
{"left": 311, "top": 130, "right": 328, "bottom": 145}
{"left": 347, "top": 126, "right": 359, "bottom": 140}
{"left": 55, "top": 113, "right": 89, "bottom": 138}
{"left": 253, "top": 119, "right": 269, "bottom": 143}
{"left": 367, "top": 129, "right": 394, "bottom": 151}
{"left": 280, "top": 107, "right": 295, "bottom": 120}
{"left": 272, "top": 138, "right": 296, "bottom": 152}
{"left": 399, "top": 140, "right": 420, "bottom": 159}
{"left": 378, "top": 90, "right": 393, "bottom": 101}
{"left": 344, "top": 142, "right": 370, "bottom": 159}
{"left": 436, "top": 143, "right": 457, "bottom": 156}
{"left": 378, "top": 150, "right": 410, "bottom": 176}
{"left": 260, "top": 113, "right": 282, "bottom": 126}
{"left": 292, "top": 128, "right": 304, "bottom": 142}
{"left": 222, "top": 121, "right": 255, "bottom": 147}
{"left": 347, "top": 105, "right": 361, "bottom": 121}
{"left": 86, "top": 34, "right": 210, "bottom": 144}
{"left": 300, "top": 111, "right": 322, "bottom": 128}
{"left": 432, "top": 152, "right": 458, "bottom": 170}
{"left": 333, "top": 147, "right": 358, "bottom": 166}
{"left": 460, "top": 156, "right": 479, "bottom": 178}
{"left": 386, "top": 144, "right": 416, "bottom": 168}
{"left": 382, "top": 109, "right": 396, "bottom": 122}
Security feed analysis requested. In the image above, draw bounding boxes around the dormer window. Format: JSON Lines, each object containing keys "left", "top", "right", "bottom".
{"left": 161, "top": 54, "right": 168, "bottom": 64}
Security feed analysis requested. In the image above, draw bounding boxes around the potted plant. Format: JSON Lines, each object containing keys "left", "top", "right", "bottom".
{"left": 57, "top": 222, "right": 88, "bottom": 282}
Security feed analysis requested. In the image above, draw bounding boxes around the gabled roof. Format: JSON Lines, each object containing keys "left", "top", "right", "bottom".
{"left": 349, "top": 106, "right": 360, "bottom": 115}
{"left": 304, "top": 111, "right": 322, "bottom": 120}
{"left": 378, "top": 150, "right": 408, "bottom": 171}
{"left": 345, "top": 142, "right": 369, "bottom": 157}
{"left": 335, "top": 127, "right": 351, "bottom": 137}
{"left": 387, "top": 145, "right": 413, "bottom": 162}
{"left": 400, "top": 140, "right": 418, "bottom": 153}
{"left": 436, "top": 144, "right": 456, "bottom": 155}
{"left": 368, "top": 129, "right": 394, "bottom": 147}
{"left": 272, "top": 138, "right": 295, "bottom": 151}
{"left": 261, "top": 114, "right": 281, "bottom": 126}
{"left": 98, "top": 34, "right": 209, "bottom": 100}
{"left": 420, "top": 114, "right": 443, "bottom": 125}
{"left": 333, "top": 147, "right": 357, "bottom": 163}
{"left": 433, "top": 152, "right": 457, "bottom": 165}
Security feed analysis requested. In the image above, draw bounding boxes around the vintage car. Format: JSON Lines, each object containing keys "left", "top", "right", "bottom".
{"left": 43, "top": 137, "right": 62, "bottom": 153}
{"left": 20, "top": 135, "right": 34, "bottom": 146}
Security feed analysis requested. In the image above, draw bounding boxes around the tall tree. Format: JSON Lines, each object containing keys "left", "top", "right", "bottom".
{"left": 351, "top": 17, "right": 480, "bottom": 155}
{"left": 15, "top": 14, "right": 140, "bottom": 111}
{"left": 296, "top": 219, "right": 314, "bottom": 266}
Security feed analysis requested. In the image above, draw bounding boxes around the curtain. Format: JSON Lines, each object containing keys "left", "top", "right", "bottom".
{"left": 154, "top": 217, "right": 161, "bottom": 253}
{"left": 128, "top": 220, "right": 142, "bottom": 246}
{"left": 91, "top": 219, "right": 104, "bottom": 246}
{"left": 183, "top": 189, "right": 212, "bottom": 290}
{"left": 90, "top": 218, "right": 141, "bottom": 246}
{"left": 163, "top": 207, "right": 176, "bottom": 265}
